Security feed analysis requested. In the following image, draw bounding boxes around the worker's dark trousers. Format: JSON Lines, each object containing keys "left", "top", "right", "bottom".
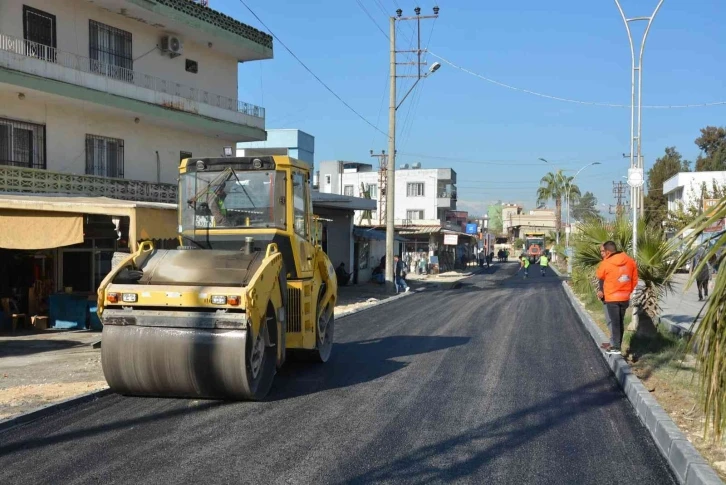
{"left": 604, "top": 301, "right": 629, "bottom": 349}
{"left": 697, "top": 279, "right": 709, "bottom": 299}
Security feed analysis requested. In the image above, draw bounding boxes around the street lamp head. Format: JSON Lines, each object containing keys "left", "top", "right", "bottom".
{"left": 433, "top": 6, "right": 440, "bottom": 14}
{"left": 396, "top": 8, "right": 402, "bottom": 17}
{"left": 414, "top": 7, "right": 421, "bottom": 15}
{"left": 429, "top": 62, "right": 441, "bottom": 74}
{"left": 539, "top": 157, "right": 549, "bottom": 163}
{"left": 592, "top": 162, "right": 602, "bottom": 166}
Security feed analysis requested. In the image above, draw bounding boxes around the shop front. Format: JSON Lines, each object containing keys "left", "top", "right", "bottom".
{"left": 0, "top": 195, "right": 177, "bottom": 331}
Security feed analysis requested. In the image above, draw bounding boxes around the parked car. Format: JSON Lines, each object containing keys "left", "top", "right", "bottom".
{"left": 666, "top": 252, "right": 691, "bottom": 273}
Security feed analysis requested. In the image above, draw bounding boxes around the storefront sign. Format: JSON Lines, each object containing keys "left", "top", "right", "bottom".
{"left": 704, "top": 218, "right": 725, "bottom": 233}
{"left": 465, "top": 223, "right": 478, "bottom": 235}
{"left": 444, "top": 234, "right": 458, "bottom": 245}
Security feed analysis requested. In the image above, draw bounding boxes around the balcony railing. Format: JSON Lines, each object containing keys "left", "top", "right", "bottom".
{"left": 0, "top": 164, "right": 178, "bottom": 204}
{"left": 0, "top": 33, "right": 264, "bottom": 120}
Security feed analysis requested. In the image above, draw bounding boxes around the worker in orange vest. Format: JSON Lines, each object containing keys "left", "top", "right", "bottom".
{"left": 596, "top": 240, "right": 638, "bottom": 355}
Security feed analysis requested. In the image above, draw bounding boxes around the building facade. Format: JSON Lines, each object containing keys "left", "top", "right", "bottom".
{"left": 0, "top": 0, "right": 273, "bottom": 329}
{"left": 317, "top": 160, "right": 457, "bottom": 226}
{"left": 237, "top": 129, "right": 315, "bottom": 167}
{"left": 0, "top": 0, "right": 271, "bottom": 184}
{"left": 663, "top": 171, "right": 726, "bottom": 213}
{"left": 502, "top": 204, "right": 557, "bottom": 240}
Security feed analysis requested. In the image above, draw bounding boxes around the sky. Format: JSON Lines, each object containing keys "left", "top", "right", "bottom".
{"left": 214, "top": 0, "right": 725, "bottom": 216}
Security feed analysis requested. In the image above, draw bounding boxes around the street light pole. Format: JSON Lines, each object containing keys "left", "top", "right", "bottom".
{"left": 385, "top": 15, "right": 397, "bottom": 293}
{"left": 566, "top": 162, "right": 601, "bottom": 274}
{"left": 614, "top": 0, "right": 664, "bottom": 260}
{"left": 538, "top": 158, "right": 565, "bottom": 249}
{"left": 384, "top": 7, "right": 439, "bottom": 293}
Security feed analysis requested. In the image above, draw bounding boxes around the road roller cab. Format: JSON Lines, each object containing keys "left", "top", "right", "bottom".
{"left": 97, "top": 156, "right": 337, "bottom": 400}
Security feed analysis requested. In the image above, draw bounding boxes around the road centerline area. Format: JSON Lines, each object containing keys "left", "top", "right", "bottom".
{"left": 0, "top": 263, "right": 676, "bottom": 485}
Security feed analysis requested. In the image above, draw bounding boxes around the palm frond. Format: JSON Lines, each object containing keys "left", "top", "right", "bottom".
{"left": 676, "top": 196, "right": 726, "bottom": 439}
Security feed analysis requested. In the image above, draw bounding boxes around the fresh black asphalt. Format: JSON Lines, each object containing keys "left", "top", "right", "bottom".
{"left": 0, "top": 263, "right": 676, "bottom": 484}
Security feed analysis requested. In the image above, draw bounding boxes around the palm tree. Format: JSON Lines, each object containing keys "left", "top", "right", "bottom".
{"left": 537, "top": 170, "right": 581, "bottom": 234}
{"left": 677, "top": 196, "right": 726, "bottom": 439}
{"left": 571, "top": 216, "right": 677, "bottom": 334}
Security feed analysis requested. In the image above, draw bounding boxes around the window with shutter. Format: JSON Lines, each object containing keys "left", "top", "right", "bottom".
{"left": 0, "top": 117, "right": 46, "bottom": 169}
{"left": 86, "top": 134, "right": 124, "bottom": 178}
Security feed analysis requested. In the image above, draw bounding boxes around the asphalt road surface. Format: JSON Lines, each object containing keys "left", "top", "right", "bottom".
{"left": 0, "top": 263, "right": 676, "bottom": 485}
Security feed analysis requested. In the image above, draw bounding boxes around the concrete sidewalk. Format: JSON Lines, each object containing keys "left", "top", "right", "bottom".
{"left": 659, "top": 273, "right": 710, "bottom": 336}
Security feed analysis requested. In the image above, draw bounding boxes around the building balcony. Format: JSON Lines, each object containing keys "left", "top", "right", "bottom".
{"left": 0, "top": 164, "right": 177, "bottom": 204}
{"left": 0, "top": 33, "right": 265, "bottom": 140}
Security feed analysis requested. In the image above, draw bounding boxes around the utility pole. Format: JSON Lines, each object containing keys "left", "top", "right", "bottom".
{"left": 614, "top": 0, "right": 664, "bottom": 260}
{"left": 370, "top": 150, "right": 387, "bottom": 225}
{"left": 613, "top": 181, "right": 629, "bottom": 216}
{"left": 385, "top": 6, "right": 440, "bottom": 293}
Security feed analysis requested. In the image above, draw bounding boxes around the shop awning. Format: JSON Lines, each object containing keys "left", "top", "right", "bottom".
{"left": 0, "top": 209, "right": 83, "bottom": 249}
{"left": 0, "top": 195, "right": 178, "bottom": 251}
{"left": 353, "top": 227, "right": 407, "bottom": 242}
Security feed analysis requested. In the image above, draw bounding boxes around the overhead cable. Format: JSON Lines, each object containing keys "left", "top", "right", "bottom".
{"left": 428, "top": 52, "right": 726, "bottom": 109}
{"left": 238, "top": 0, "right": 388, "bottom": 137}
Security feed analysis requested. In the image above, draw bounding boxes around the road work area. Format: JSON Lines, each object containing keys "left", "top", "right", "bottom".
{"left": 0, "top": 263, "right": 676, "bottom": 484}
{"left": 1, "top": 277, "right": 459, "bottom": 421}
{"left": 0, "top": 331, "right": 106, "bottom": 420}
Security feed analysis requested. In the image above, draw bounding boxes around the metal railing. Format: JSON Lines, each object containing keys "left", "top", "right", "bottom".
{"left": 438, "top": 191, "right": 457, "bottom": 200}
{"left": 0, "top": 32, "right": 265, "bottom": 119}
{"left": 0, "top": 164, "right": 178, "bottom": 204}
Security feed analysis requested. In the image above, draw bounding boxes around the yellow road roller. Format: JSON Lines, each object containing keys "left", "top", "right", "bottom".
{"left": 97, "top": 156, "right": 337, "bottom": 400}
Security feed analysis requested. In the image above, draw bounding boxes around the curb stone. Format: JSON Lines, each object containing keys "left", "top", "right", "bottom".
{"left": 0, "top": 269, "right": 484, "bottom": 431}
{"left": 561, "top": 281, "right": 723, "bottom": 485}
{"left": 336, "top": 266, "right": 487, "bottom": 320}
{"left": 659, "top": 315, "right": 695, "bottom": 338}
{"left": 0, "top": 387, "right": 112, "bottom": 435}
{"left": 336, "top": 287, "right": 426, "bottom": 320}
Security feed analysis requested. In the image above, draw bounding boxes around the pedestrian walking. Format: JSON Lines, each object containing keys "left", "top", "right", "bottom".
{"left": 519, "top": 255, "right": 530, "bottom": 278}
{"left": 693, "top": 247, "right": 711, "bottom": 301}
{"left": 394, "top": 255, "right": 410, "bottom": 294}
{"left": 596, "top": 241, "right": 638, "bottom": 355}
{"left": 539, "top": 253, "right": 549, "bottom": 277}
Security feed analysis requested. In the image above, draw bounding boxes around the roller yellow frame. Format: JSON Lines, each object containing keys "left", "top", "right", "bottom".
{"left": 97, "top": 156, "right": 338, "bottom": 401}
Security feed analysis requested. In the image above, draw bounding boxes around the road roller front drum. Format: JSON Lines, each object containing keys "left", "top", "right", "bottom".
{"left": 101, "top": 320, "right": 277, "bottom": 401}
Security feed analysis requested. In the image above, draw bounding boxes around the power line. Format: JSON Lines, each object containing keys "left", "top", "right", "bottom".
{"left": 429, "top": 51, "right": 726, "bottom": 110}
{"left": 396, "top": 152, "right": 622, "bottom": 166}
{"left": 398, "top": 14, "right": 438, "bottom": 152}
{"left": 238, "top": 0, "right": 388, "bottom": 137}
{"left": 354, "top": 0, "right": 389, "bottom": 39}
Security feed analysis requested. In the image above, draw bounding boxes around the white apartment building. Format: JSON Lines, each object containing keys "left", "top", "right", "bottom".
{"left": 317, "top": 160, "right": 457, "bottom": 226}
{"left": 0, "top": 0, "right": 273, "bottom": 316}
{"left": 663, "top": 171, "right": 726, "bottom": 212}
{"left": 0, "top": 0, "right": 271, "bottom": 188}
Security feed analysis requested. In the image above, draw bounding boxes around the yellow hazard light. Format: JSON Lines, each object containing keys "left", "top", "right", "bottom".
{"left": 228, "top": 296, "right": 241, "bottom": 306}
{"left": 107, "top": 293, "right": 119, "bottom": 303}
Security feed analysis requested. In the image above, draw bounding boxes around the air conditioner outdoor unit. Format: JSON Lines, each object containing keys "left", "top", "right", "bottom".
{"left": 161, "top": 35, "right": 183, "bottom": 57}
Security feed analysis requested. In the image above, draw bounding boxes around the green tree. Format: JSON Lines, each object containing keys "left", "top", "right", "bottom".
{"left": 694, "top": 126, "right": 726, "bottom": 171}
{"left": 537, "top": 170, "right": 580, "bottom": 233}
{"left": 644, "top": 147, "right": 690, "bottom": 229}
{"left": 487, "top": 203, "right": 503, "bottom": 234}
{"left": 571, "top": 191, "right": 599, "bottom": 222}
